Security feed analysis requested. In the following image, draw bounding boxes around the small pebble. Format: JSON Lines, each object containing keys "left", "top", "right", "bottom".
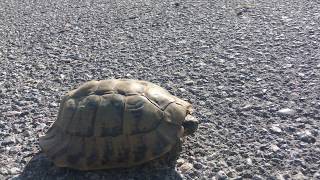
{"left": 4, "top": 111, "right": 21, "bottom": 117}
{"left": 179, "top": 162, "right": 193, "bottom": 173}
{"left": 178, "top": 88, "right": 186, "bottom": 92}
{"left": 8, "top": 167, "right": 20, "bottom": 175}
{"left": 37, "top": 123, "right": 47, "bottom": 130}
{"left": 176, "top": 158, "right": 185, "bottom": 166}
{"left": 49, "top": 102, "right": 58, "bottom": 107}
{"left": 270, "top": 125, "right": 282, "bottom": 133}
{"left": 36, "top": 64, "right": 46, "bottom": 69}
{"left": 270, "top": 144, "right": 280, "bottom": 152}
{"left": 184, "top": 80, "right": 195, "bottom": 85}
{"left": 277, "top": 108, "right": 296, "bottom": 116}
{"left": 1, "top": 136, "right": 16, "bottom": 146}
{"left": 193, "top": 163, "right": 203, "bottom": 170}
{"left": 241, "top": 104, "right": 252, "bottom": 111}
{"left": 313, "top": 170, "right": 320, "bottom": 179}
{"left": 252, "top": 175, "right": 263, "bottom": 180}
{"left": 216, "top": 170, "right": 228, "bottom": 180}
{"left": 0, "top": 167, "right": 8, "bottom": 175}
{"left": 292, "top": 171, "right": 307, "bottom": 180}
{"left": 297, "top": 130, "right": 316, "bottom": 143}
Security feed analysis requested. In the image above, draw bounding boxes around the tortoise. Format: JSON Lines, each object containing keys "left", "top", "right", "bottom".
{"left": 39, "top": 79, "right": 198, "bottom": 170}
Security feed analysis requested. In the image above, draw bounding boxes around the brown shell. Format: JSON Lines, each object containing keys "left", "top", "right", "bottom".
{"left": 39, "top": 79, "right": 192, "bottom": 170}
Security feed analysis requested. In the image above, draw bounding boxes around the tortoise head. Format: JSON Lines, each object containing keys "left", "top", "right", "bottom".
{"left": 182, "top": 114, "right": 199, "bottom": 136}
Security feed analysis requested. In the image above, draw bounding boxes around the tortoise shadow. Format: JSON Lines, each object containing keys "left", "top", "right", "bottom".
{"left": 15, "top": 153, "right": 183, "bottom": 180}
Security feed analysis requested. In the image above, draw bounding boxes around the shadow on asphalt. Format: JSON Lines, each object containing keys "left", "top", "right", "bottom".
{"left": 16, "top": 153, "right": 182, "bottom": 180}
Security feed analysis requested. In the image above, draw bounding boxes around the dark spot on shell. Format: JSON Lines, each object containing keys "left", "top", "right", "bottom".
{"left": 95, "top": 90, "right": 106, "bottom": 95}
{"left": 117, "top": 148, "right": 130, "bottom": 163}
{"left": 131, "top": 109, "right": 143, "bottom": 120}
{"left": 67, "top": 153, "right": 83, "bottom": 165}
{"left": 101, "top": 142, "right": 113, "bottom": 164}
{"left": 133, "top": 144, "right": 148, "bottom": 162}
{"left": 117, "top": 89, "right": 126, "bottom": 95}
{"left": 86, "top": 153, "right": 98, "bottom": 166}
{"left": 101, "top": 127, "right": 122, "bottom": 137}
{"left": 152, "top": 132, "right": 169, "bottom": 156}
{"left": 42, "top": 132, "right": 55, "bottom": 140}
{"left": 50, "top": 145, "right": 69, "bottom": 160}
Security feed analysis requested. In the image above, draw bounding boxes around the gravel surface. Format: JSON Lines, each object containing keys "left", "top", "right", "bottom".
{"left": 1, "top": 0, "right": 320, "bottom": 179}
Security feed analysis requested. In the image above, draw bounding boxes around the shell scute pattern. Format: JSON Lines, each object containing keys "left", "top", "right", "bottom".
{"left": 39, "top": 79, "right": 192, "bottom": 170}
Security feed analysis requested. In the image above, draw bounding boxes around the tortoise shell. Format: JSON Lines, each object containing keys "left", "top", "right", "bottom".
{"left": 39, "top": 79, "right": 192, "bottom": 170}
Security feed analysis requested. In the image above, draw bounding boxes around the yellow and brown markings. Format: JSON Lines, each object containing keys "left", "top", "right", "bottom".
{"left": 124, "top": 95, "right": 163, "bottom": 135}
{"left": 94, "top": 80, "right": 118, "bottom": 95}
{"left": 39, "top": 127, "right": 59, "bottom": 153}
{"left": 64, "top": 95, "right": 101, "bottom": 137}
{"left": 130, "top": 134, "right": 149, "bottom": 163}
{"left": 163, "top": 103, "right": 187, "bottom": 125}
{"left": 100, "top": 137, "right": 114, "bottom": 165}
{"left": 113, "top": 136, "right": 131, "bottom": 163}
{"left": 115, "top": 80, "right": 145, "bottom": 95}
{"left": 39, "top": 79, "right": 192, "bottom": 169}
{"left": 69, "top": 80, "right": 100, "bottom": 98}
{"left": 56, "top": 98, "right": 78, "bottom": 132}
{"left": 84, "top": 137, "right": 99, "bottom": 168}
{"left": 144, "top": 87, "right": 175, "bottom": 110}
{"left": 94, "top": 94, "right": 124, "bottom": 137}
{"left": 47, "top": 131, "right": 72, "bottom": 165}
{"left": 66, "top": 137, "right": 86, "bottom": 166}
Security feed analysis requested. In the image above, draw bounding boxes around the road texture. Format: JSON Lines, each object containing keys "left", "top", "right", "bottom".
{"left": 0, "top": 0, "right": 319, "bottom": 179}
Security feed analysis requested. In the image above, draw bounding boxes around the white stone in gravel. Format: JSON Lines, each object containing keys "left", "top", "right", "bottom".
{"left": 246, "top": 158, "right": 253, "bottom": 165}
{"left": 262, "top": 89, "right": 268, "bottom": 93}
{"left": 8, "top": 167, "right": 20, "bottom": 174}
{"left": 176, "top": 158, "right": 185, "bottom": 166}
{"left": 313, "top": 170, "right": 320, "bottom": 179}
{"left": 292, "top": 171, "right": 307, "bottom": 180}
{"left": 3, "top": 111, "right": 21, "bottom": 116}
{"left": 37, "top": 123, "right": 47, "bottom": 130}
{"left": 252, "top": 175, "right": 263, "bottom": 180}
{"left": 270, "top": 144, "right": 280, "bottom": 152}
{"left": 283, "top": 64, "right": 293, "bottom": 68}
{"left": 216, "top": 171, "right": 228, "bottom": 180}
{"left": 195, "top": 62, "right": 206, "bottom": 67}
{"left": 277, "top": 108, "right": 296, "bottom": 116}
{"left": 179, "top": 162, "right": 193, "bottom": 173}
{"left": 297, "top": 130, "right": 316, "bottom": 143}
{"left": 270, "top": 125, "right": 282, "bottom": 133}
{"left": 2, "top": 136, "right": 16, "bottom": 145}
{"left": 36, "top": 64, "right": 46, "bottom": 69}
{"left": 85, "top": 73, "right": 93, "bottom": 79}
{"left": 178, "top": 88, "right": 186, "bottom": 92}
{"left": 316, "top": 64, "right": 320, "bottom": 68}
{"left": 241, "top": 104, "right": 252, "bottom": 111}
{"left": 60, "top": 74, "right": 66, "bottom": 79}
{"left": 0, "top": 167, "right": 8, "bottom": 175}
{"left": 276, "top": 173, "right": 286, "bottom": 180}
{"left": 49, "top": 102, "right": 58, "bottom": 107}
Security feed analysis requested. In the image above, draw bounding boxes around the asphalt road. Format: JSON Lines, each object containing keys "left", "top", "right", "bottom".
{"left": 0, "top": 0, "right": 319, "bottom": 179}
